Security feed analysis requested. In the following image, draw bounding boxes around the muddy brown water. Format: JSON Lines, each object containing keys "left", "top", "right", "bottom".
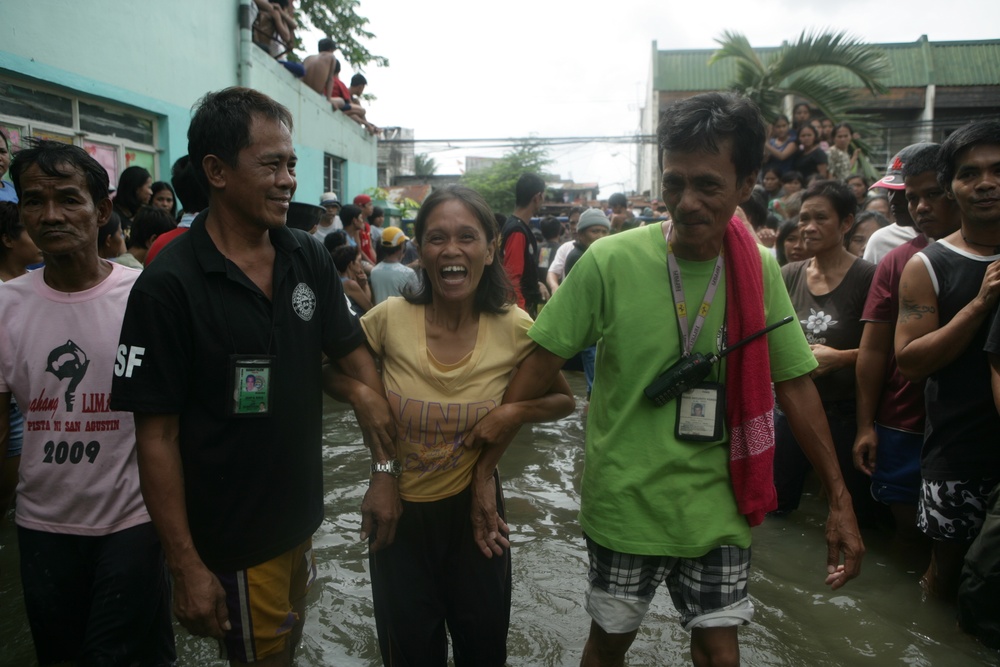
{"left": 1, "top": 376, "right": 997, "bottom": 665}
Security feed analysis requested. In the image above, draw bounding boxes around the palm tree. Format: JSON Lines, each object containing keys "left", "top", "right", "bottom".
{"left": 710, "top": 29, "right": 889, "bottom": 122}
{"left": 414, "top": 153, "right": 438, "bottom": 177}
{"left": 711, "top": 30, "right": 890, "bottom": 178}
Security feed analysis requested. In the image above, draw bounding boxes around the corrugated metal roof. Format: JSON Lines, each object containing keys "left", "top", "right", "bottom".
{"left": 654, "top": 38, "right": 1000, "bottom": 92}
{"left": 931, "top": 41, "right": 1000, "bottom": 85}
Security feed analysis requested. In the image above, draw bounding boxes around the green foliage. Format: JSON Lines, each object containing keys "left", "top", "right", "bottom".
{"left": 363, "top": 186, "right": 421, "bottom": 220}
{"left": 711, "top": 29, "right": 889, "bottom": 121}
{"left": 395, "top": 197, "right": 421, "bottom": 219}
{"left": 364, "top": 186, "right": 390, "bottom": 201}
{"left": 414, "top": 153, "right": 438, "bottom": 177}
{"left": 710, "top": 29, "right": 890, "bottom": 160}
{"left": 297, "top": 0, "right": 388, "bottom": 69}
{"left": 460, "top": 141, "right": 551, "bottom": 215}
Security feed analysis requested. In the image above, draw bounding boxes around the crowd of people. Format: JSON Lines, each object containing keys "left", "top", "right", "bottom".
{"left": 249, "top": 0, "right": 380, "bottom": 136}
{"left": 1, "top": 85, "right": 1000, "bottom": 667}
{"left": 300, "top": 37, "right": 379, "bottom": 135}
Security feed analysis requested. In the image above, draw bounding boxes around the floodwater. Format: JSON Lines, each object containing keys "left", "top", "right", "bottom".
{"left": 1, "top": 374, "right": 998, "bottom": 666}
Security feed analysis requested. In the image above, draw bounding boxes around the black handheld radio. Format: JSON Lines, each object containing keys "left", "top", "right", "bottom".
{"left": 643, "top": 315, "right": 794, "bottom": 407}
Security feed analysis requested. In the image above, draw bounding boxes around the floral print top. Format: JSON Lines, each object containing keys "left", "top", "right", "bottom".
{"left": 781, "top": 257, "right": 876, "bottom": 403}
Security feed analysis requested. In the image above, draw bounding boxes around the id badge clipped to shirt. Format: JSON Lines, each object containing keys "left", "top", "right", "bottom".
{"left": 229, "top": 355, "right": 277, "bottom": 417}
{"left": 675, "top": 382, "right": 725, "bottom": 442}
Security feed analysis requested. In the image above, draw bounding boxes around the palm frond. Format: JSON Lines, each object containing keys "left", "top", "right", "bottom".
{"left": 710, "top": 30, "right": 765, "bottom": 74}
{"left": 712, "top": 28, "right": 891, "bottom": 137}
{"left": 773, "top": 29, "right": 890, "bottom": 95}
{"left": 779, "top": 71, "right": 858, "bottom": 120}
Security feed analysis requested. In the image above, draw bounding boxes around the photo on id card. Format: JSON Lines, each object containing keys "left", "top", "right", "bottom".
{"left": 675, "top": 383, "right": 724, "bottom": 441}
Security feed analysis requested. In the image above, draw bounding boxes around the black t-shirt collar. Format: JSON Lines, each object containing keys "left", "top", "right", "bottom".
{"left": 189, "top": 209, "right": 304, "bottom": 275}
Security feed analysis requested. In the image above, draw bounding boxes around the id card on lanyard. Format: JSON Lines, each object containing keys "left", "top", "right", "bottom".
{"left": 664, "top": 223, "right": 725, "bottom": 442}
{"left": 218, "top": 277, "right": 279, "bottom": 418}
{"left": 229, "top": 355, "right": 277, "bottom": 417}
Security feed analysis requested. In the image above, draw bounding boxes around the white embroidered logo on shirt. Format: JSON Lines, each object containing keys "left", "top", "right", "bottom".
{"left": 802, "top": 308, "right": 836, "bottom": 334}
{"left": 292, "top": 283, "right": 316, "bottom": 321}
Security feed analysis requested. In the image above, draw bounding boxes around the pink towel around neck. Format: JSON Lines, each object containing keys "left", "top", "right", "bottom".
{"left": 723, "top": 216, "right": 777, "bottom": 526}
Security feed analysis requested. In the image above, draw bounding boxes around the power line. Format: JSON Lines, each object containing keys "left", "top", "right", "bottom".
{"left": 379, "top": 135, "right": 657, "bottom": 145}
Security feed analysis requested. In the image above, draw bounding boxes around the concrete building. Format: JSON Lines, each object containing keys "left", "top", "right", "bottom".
{"left": 638, "top": 36, "right": 1000, "bottom": 196}
{"left": 0, "top": 0, "right": 377, "bottom": 210}
{"left": 377, "top": 127, "right": 414, "bottom": 188}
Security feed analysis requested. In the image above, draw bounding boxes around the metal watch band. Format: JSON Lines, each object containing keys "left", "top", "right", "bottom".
{"left": 371, "top": 459, "right": 401, "bottom": 477}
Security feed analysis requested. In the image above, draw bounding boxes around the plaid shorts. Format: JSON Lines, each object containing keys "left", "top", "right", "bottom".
{"left": 584, "top": 535, "right": 752, "bottom": 632}
{"left": 917, "top": 478, "right": 998, "bottom": 542}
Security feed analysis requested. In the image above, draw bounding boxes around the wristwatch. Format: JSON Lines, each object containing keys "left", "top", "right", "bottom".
{"left": 371, "top": 459, "right": 402, "bottom": 477}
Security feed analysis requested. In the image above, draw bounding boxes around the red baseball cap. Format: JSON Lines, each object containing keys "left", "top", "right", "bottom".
{"left": 354, "top": 194, "right": 372, "bottom": 206}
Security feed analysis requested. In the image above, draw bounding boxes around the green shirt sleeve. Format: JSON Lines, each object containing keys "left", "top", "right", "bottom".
{"left": 528, "top": 248, "right": 605, "bottom": 359}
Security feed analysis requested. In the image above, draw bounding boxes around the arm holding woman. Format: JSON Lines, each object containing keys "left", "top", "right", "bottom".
{"left": 464, "top": 360, "right": 574, "bottom": 557}
{"left": 322, "top": 345, "right": 401, "bottom": 551}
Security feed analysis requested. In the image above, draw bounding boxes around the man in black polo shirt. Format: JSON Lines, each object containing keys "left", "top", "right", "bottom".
{"left": 111, "top": 87, "right": 397, "bottom": 666}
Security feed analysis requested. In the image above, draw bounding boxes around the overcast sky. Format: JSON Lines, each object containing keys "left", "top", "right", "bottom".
{"left": 304, "top": 0, "right": 1000, "bottom": 198}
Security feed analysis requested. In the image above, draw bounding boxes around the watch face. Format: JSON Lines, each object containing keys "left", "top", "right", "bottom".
{"left": 373, "top": 460, "right": 401, "bottom": 477}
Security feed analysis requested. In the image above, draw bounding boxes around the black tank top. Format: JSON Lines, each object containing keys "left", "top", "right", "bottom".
{"left": 918, "top": 240, "right": 1000, "bottom": 479}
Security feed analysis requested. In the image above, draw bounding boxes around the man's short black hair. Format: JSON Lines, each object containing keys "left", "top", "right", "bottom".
{"left": 902, "top": 143, "right": 941, "bottom": 179}
{"left": 938, "top": 120, "right": 1000, "bottom": 189}
{"left": 170, "top": 155, "right": 210, "bottom": 213}
{"left": 331, "top": 243, "right": 360, "bottom": 273}
{"left": 515, "top": 173, "right": 546, "bottom": 208}
{"left": 350, "top": 73, "right": 367, "bottom": 87}
{"left": 323, "top": 230, "right": 348, "bottom": 253}
{"left": 340, "top": 204, "right": 363, "bottom": 227}
{"left": 657, "top": 92, "right": 766, "bottom": 183}
{"left": 128, "top": 205, "right": 177, "bottom": 250}
{"left": 540, "top": 216, "right": 562, "bottom": 240}
{"left": 10, "top": 138, "right": 110, "bottom": 205}
{"left": 608, "top": 193, "right": 628, "bottom": 209}
{"left": 318, "top": 37, "right": 336, "bottom": 52}
{"left": 188, "top": 87, "right": 293, "bottom": 194}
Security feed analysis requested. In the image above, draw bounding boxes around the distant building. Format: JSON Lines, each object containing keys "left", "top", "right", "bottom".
{"left": 378, "top": 127, "right": 415, "bottom": 188}
{"left": 546, "top": 179, "right": 599, "bottom": 205}
{"left": 0, "top": 0, "right": 377, "bottom": 208}
{"left": 638, "top": 36, "right": 1000, "bottom": 196}
{"left": 465, "top": 156, "right": 502, "bottom": 173}
{"left": 392, "top": 173, "right": 462, "bottom": 189}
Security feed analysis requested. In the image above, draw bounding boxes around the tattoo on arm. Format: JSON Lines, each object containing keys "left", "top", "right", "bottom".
{"left": 899, "top": 298, "right": 936, "bottom": 324}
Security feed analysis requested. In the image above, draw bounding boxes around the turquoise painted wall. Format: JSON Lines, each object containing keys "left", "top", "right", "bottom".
{"left": 246, "top": 47, "right": 378, "bottom": 205}
{"left": 0, "top": 0, "right": 376, "bottom": 206}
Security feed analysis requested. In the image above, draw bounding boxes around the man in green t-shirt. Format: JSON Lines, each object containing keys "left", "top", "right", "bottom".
{"left": 500, "top": 93, "right": 865, "bottom": 666}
